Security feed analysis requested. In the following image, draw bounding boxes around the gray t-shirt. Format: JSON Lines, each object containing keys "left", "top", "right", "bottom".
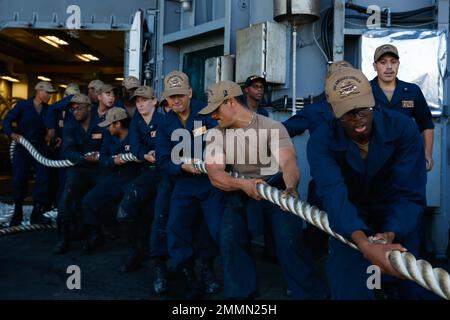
{"left": 205, "top": 113, "right": 293, "bottom": 180}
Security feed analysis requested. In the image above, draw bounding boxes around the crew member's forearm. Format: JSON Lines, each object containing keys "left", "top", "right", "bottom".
{"left": 208, "top": 170, "right": 247, "bottom": 192}
{"left": 422, "top": 129, "right": 434, "bottom": 157}
{"left": 351, "top": 230, "right": 370, "bottom": 249}
{"left": 282, "top": 159, "right": 300, "bottom": 189}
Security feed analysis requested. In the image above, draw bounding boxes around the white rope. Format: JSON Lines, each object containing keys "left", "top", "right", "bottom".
{"left": 187, "top": 159, "right": 450, "bottom": 300}
{"left": 9, "top": 140, "right": 15, "bottom": 163}
{"left": 10, "top": 137, "right": 142, "bottom": 168}
{"left": 10, "top": 138, "right": 100, "bottom": 168}
{"left": 119, "top": 153, "right": 139, "bottom": 162}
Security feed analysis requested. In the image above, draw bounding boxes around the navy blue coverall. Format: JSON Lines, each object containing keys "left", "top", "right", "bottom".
{"left": 45, "top": 95, "right": 75, "bottom": 205}
{"left": 82, "top": 130, "right": 141, "bottom": 227}
{"left": 3, "top": 97, "right": 50, "bottom": 205}
{"left": 156, "top": 100, "right": 225, "bottom": 269}
{"left": 307, "top": 108, "right": 433, "bottom": 299}
{"left": 117, "top": 111, "right": 164, "bottom": 259}
{"left": 118, "top": 111, "right": 164, "bottom": 218}
{"left": 57, "top": 107, "right": 106, "bottom": 230}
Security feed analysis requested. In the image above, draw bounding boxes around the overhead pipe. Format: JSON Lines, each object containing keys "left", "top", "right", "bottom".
{"left": 273, "top": 0, "right": 320, "bottom": 114}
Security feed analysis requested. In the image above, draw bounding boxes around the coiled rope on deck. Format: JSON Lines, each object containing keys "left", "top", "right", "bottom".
{"left": 189, "top": 159, "right": 450, "bottom": 300}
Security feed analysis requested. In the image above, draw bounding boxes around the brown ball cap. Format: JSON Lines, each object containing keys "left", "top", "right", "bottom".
{"left": 325, "top": 68, "right": 375, "bottom": 118}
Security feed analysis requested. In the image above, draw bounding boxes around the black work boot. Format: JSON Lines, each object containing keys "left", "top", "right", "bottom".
{"left": 30, "top": 203, "right": 51, "bottom": 225}
{"left": 153, "top": 258, "right": 168, "bottom": 294}
{"left": 9, "top": 201, "right": 23, "bottom": 227}
{"left": 179, "top": 260, "right": 202, "bottom": 299}
{"left": 53, "top": 220, "right": 70, "bottom": 255}
{"left": 201, "top": 260, "right": 220, "bottom": 294}
{"left": 82, "top": 225, "right": 105, "bottom": 254}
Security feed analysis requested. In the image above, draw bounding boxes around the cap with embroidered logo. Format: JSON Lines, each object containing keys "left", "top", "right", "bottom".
{"left": 88, "top": 79, "right": 104, "bottom": 91}
{"left": 131, "top": 86, "right": 155, "bottom": 99}
{"left": 199, "top": 81, "right": 243, "bottom": 115}
{"left": 98, "top": 107, "right": 128, "bottom": 127}
{"left": 69, "top": 93, "right": 91, "bottom": 105}
{"left": 64, "top": 83, "right": 80, "bottom": 96}
{"left": 327, "top": 60, "right": 353, "bottom": 76}
{"left": 122, "top": 76, "right": 140, "bottom": 90}
{"left": 98, "top": 83, "right": 114, "bottom": 94}
{"left": 374, "top": 44, "right": 399, "bottom": 62}
{"left": 325, "top": 68, "right": 375, "bottom": 118}
{"left": 35, "top": 81, "right": 57, "bottom": 93}
{"left": 162, "top": 71, "right": 190, "bottom": 98}
{"left": 244, "top": 75, "right": 266, "bottom": 88}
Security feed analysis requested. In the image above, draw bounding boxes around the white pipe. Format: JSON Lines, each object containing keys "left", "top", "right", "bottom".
{"left": 292, "top": 24, "right": 297, "bottom": 116}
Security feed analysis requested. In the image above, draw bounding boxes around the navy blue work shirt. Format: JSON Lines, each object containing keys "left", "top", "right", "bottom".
{"left": 256, "top": 105, "right": 269, "bottom": 117}
{"left": 114, "top": 99, "right": 125, "bottom": 109}
{"left": 156, "top": 99, "right": 217, "bottom": 176}
{"left": 370, "top": 77, "right": 434, "bottom": 132}
{"left": 60, "top": 106, "right": 105, "bottom": 166}
{"left": 3, "top": 97, "right": 49, "bottom": 143}
{"left": 99, "top": 130, "right": 140, "bottom": 177}
{"left": 282, "top": 100, "right": 334, "bottom": 137}
{"left": 45, "top": 95, "right": 74, "bottom": 134}
{"left": 307, "top": 107, "right": 427, "bottom": 240}
{"left": 129, "top": 111, "right": 164, "bottom": 161}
